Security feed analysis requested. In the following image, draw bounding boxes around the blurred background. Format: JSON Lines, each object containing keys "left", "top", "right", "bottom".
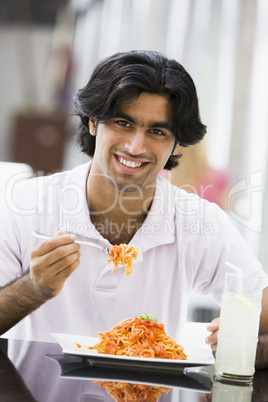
{"left": 0, "top": 0, "right": 268, "bottom": 319}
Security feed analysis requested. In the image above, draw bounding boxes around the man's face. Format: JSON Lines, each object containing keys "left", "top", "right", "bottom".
{"left": 89, "top": 92, "right": 176, "bottom": 192}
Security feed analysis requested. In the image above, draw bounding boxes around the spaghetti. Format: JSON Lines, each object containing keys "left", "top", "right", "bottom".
{"left": 108, "top": 244, "right": 138, "bottom": 276}
{"left": 98, "top": 381, "right": 170, "bottom": 401}
{"left": 89, "top": 315, "right": 187, "bottom": 360}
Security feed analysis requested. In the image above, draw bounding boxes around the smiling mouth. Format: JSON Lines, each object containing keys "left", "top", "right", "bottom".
{"left": 118, "top": 156, "right": 145, "bottom": 169}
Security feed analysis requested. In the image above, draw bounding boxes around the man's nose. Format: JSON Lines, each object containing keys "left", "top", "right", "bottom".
{"left": 124, "top": 130, "right": 147, "bottom": 155}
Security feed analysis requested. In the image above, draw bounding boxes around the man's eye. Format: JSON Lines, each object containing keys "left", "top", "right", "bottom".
{"left": 151, "top": 129, "right": 165, "bottom": 136}
{"left": 115, "top": 120, "right": 130, "bottom": 127}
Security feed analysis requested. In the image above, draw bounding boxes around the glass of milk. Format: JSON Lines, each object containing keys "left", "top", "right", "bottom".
{"left": 214, "top": 262, "right": 263, "bottom": 384}
{"left": 212, "top": 380, "right": 253, "bottom": 402}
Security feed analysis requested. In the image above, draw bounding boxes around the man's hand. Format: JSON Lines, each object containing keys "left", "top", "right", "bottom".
{"left": 205, "top": 317, "right": 220, "bottom": 353}
{"left": 0, "top": 231, "right": 81, "bottom": 335}
{"left": 30, "top": 231, "right": 81, "bottom": 301}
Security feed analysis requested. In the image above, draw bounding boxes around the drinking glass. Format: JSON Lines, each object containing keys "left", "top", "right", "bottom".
{"left": 214, "top": 272, "right": 262, "bottom": 384}
{"left": 212, "top": 379, "right": 253, "bottom": 401}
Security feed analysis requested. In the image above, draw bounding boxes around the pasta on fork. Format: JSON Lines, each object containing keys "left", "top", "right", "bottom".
{"left": 108, "top": 244, "right": 138, "bottom": 275}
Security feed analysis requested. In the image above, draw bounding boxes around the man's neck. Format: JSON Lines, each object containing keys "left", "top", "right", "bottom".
{"left": 86, "top": 174, "right": 155, "bottom": 244}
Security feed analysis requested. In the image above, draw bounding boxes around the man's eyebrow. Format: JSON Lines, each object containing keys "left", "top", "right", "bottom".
{"left": 150, "top": 122, "right": 172, "bottom": 131}
{"left": 113, "top": 111, "right": 172, "bottom": 131}
{"left": 113, "top": 111, "right": 135, "bottom": 123}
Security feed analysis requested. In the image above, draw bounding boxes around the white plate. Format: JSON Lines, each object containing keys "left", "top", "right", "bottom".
{"left": 47, "top": 352, "right": 213, "bottom": 391}
{"left": 49, "top": 333, "right": 215, "bottom": 368}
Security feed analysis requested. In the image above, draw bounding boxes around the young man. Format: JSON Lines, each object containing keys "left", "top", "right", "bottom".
{"left": 0, "top": 51, "right": 268, "bottom": 362}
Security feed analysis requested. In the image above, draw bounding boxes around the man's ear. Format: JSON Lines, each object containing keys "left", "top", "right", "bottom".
{"left": 89, "top": 119, "right": 97, "bottom": 136}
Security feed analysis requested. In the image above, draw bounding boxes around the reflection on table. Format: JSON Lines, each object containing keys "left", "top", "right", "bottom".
{"left": 0, "top": 337, "right": 268, "bottom": 401}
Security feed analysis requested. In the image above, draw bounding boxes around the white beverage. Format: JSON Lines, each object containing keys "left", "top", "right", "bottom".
{"left": 212, "top": 380, "right": 253, "bottom": 402}
{"left": 215, "top": 292, "right": 261, "bottom": 380}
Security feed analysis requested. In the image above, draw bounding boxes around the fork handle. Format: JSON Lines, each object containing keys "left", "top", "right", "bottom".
{"left": 32, "top": 231, "right": 104, "bottom": 251}
{"left": 33, "top": 232, "right": 52, "bottom": 241}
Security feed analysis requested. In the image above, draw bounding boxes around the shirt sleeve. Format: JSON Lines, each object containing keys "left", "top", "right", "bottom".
{"left": 0, "top": 182, "right": 37, "bottom": 286}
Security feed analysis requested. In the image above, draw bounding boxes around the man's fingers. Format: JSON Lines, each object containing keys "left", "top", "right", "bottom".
{"left": 205, "top": 317, "right": 220, "bottom": 352}
{"left": 53, "top": 250, "right": 81, "bottom": 275}
{"left": 205, "top": 331, "right": 218, "bottom": 346}
{"left": 205, "top": 329, "right": 218, "bottom": 352}
{"left": 31, "top": 243, "right": 80, "bottom": 273}
{"left": 55, "top": 258, "right": 81, "bottom": 279}
{"left": 56, "top": 230, "right": 67, "bottom": 236}
{"left": 206, "top": 317, "right": 220, "bottom": 332}
{"left": 31, "top": 234, "right": 78, "bottom": 258}
{"left": 46, "top": 243, "right": 80, "bottom": 268}
{"left": 199, "top": 395, "right": 212, "bottom": 402}
{"left": 29, "top": 241, "right": 81, "bottom": 300}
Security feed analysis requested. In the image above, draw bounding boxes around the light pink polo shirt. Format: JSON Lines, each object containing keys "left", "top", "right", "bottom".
{"left": 1, "top": 162, "right": 267, "bottom": 342}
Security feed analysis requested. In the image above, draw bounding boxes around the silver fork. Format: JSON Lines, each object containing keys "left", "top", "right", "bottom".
{"left": 32, "top": 231, "right": 144, "bottom": 256}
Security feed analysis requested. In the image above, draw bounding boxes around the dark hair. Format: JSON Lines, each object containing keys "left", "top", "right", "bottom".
{"left": 74, "top": 50, "right": 206, "bottom": 170}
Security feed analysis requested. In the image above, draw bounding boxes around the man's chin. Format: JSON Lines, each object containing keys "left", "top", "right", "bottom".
{"left": 107, "top": 177, "right": 146, "bottom": 193}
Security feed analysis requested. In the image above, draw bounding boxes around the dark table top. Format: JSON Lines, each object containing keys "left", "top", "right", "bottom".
{"left": 0, "top": 337, "right": 267, "bottom": 401}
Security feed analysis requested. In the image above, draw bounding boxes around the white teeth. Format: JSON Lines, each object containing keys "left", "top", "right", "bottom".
{"left": 119, "top": 157, "right": 142, "bottom": 168}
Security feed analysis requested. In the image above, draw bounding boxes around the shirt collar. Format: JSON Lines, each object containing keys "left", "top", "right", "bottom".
{"left": 131, "top": 175, "right": 176, "bottom": 251}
